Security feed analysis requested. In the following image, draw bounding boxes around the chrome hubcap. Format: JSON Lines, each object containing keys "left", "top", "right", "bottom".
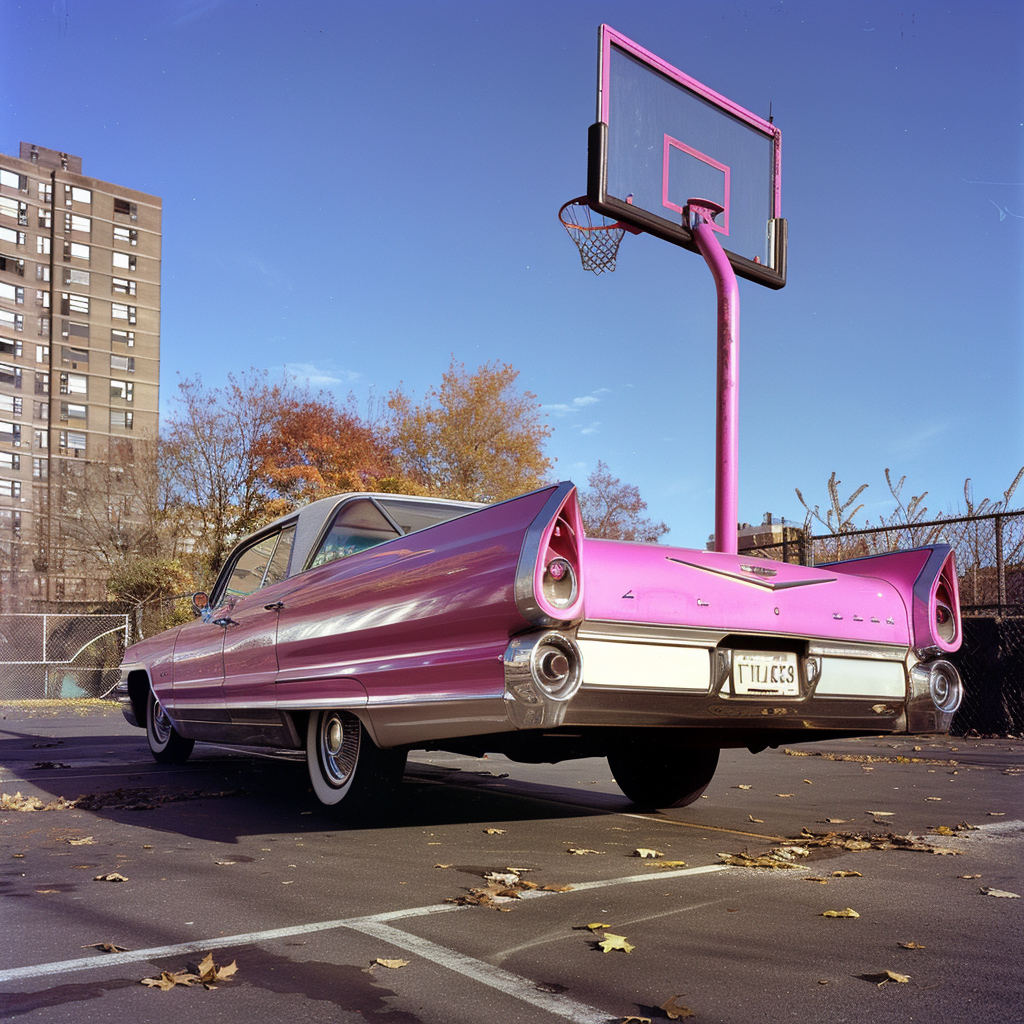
{"left": 318, "top": 711, "right": 359, "bottom": 787}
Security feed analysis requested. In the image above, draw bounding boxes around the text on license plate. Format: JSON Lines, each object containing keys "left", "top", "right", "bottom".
{"left": 732, "top": 651, "right": 800, "bottom": 696}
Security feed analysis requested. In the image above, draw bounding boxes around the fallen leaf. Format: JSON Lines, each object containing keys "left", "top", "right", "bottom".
{"left": 374, "top": 958, "right": 410, "bottom": 969}
{"left": 632, "top": 849, "right": 663, "bottom": 859}
{"left": 958, "top": 874, "right": 982, "bottom": 879}
{"left": 872, "top": 970, "right": 910, "bottom": 986}
{"left": 988, "top": 811, "right": 1006, "bottom": 816}
{"left": 821, "top": 908, "right": 860, "bottom": 918}
{"left": 660, "top": 995, "right": 696, "bottom": 1019}
{"left": 141, "top": 969, "right": 200, "bottom": 991}
{"left": 618, "top": 1018, "right": 652, "bottom": 1024}
{"left": 803, "top": 779, "right": 813, "bottom": 784}
{"left": 899, "top": 942, "right": 926, "bottom": 950}
{"left": 735, "top": 784, "right": 752, "bottom": 790}
{"left": 925, "top": 797, "right": 942, "bottom": 802}
{"left": 867, "top": 811, "right": 894, "bottom": 817}
{"left": 483, "top": 828, "right": 506, "bottom": 835}
{"left": 585, "top": 922, "right": 612, "bottom": 931}
{"left": 597, "top": 933, "right": 635, "bottom": 954}
{"left": 567, "top": 848, "right": 603, "bottom": 856}
{"left": 213, "top": 860, "right": 237, "bottom": 866}
{"left": 66, "top": 837, "right": 95, "bottom": 846}
{"left": 804, "top": 877, "right": 829, "bottom": 884}
{"left": 82, "top": 942, "right": 128, "bottom": 953}
{"left": 649, "top": 860, "right": 689, "bottom": 869}
{"left": 980, "top": 887, "right": 1020, "bottom": 898}
{"left": 832, "top": 871, "right": 863, "bottom": 878}
{"left": 93, "top": 872, "right": 128, "bottom": 883}
{"left": 776, "top": 794, "right": 793, "bottom": 798}
{"left": 748, "top": 815, "right": 764, "bottom": 823}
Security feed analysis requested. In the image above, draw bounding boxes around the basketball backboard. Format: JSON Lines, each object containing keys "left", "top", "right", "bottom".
{"left": 587, "top": 25, "right": 787, "bottom": 288}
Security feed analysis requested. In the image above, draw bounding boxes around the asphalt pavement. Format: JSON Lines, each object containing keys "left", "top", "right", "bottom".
{"left": 1, "top": 701, "right": 1021, "bottom": 1024}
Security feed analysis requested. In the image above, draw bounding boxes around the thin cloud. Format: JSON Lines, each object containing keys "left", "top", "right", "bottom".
{"left": 282, "top": 362, "right": 362, "bottom": 389}
{"left": 543, "top": 388, "right": 612, "bottom": 417}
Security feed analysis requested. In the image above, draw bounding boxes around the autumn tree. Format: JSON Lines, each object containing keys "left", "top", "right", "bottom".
{"left": 386, "top": 359, "right": 552, "bottom": 503}
{"left": 579, "top": 461, "right": 669, "bottom": 542}
{"left": 257, "top": 392, "right": 401, "bottom": 506}
{"left": 107, "top": 557, "right": 195, "bottom": 639}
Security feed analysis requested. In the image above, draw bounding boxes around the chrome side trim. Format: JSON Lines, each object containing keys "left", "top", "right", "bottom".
{"left": 578, "top": 620, "right": 727, "bottom": 647}
{"left": 806, "top": 640, "right": 909, "bottom": 662}
{"left": 666, "top": 557, "right": 837, "bottom": 591}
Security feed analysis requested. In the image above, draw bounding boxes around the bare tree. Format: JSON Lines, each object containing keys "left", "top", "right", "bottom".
{"left": 579, "top": 461, "right": 668, "bottom": 543}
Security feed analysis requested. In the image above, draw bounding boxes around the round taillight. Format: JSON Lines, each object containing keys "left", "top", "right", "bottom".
{"left": 543, "top": 557, "right": 578, "bottom": 609}
{"left": 935, "top": 600, "right": 956, "bottom": 643}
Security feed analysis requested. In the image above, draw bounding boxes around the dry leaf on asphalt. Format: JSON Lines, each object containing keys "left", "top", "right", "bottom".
{"left": 597, "top": 933, "right": 635, "bottom": 954}
{"left": 748, "top": 815, "right": 764, "bottom": 823}
{"left": 66, "top": 837, "right": 95, "bottom": 845}
{"left": 567, "top": 848, "right": 604, "bottom": 856}
{"left": 483, "top": 828, "right": 506, "bottom": 835}
{"left": 980, "top": 887, "right": 1020, "bottom": 898}
{"left": 649, "top": 860, "right": 689, "bottom": 869}
{"left": 832, "top": 871, "right": 863, "bottom": 878}
{"left": 585, "top": 922, "right": 612, "bottom": 931}
{"left": 82, "top": 942, "right": 128, "bottom": 953}
{"left": 141, "top": 970, "right": 199, "bottom": 991}
{"left": 735, "top": 784, "right": 752, "bottom": 790}
{"left": 899, "top": 941, "right": 926, "bottom": 950}
{"left": 632, "top": 848, "right": 663, "bottom": 859}
{"left": 374, "top": 958, "right": 410, "bottom": 969}
{"left": 93, "top": 872, "right": 128, "bottom": 883}
{"left": 869, "top": 970, "right": 911, "bottom": 986}
{"left": 821, "top": 908, "right": 860, "bottom": 918}
{"left": 661, "top": 995, "right": 696, "bottom": 1019}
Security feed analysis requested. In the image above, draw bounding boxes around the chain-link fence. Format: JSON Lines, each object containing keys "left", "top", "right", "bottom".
{"left": 950, "top": 617, "right": 1024, "bottom": 736}
{"left": 0, "top": 614, "right": 129, "bottom": 700}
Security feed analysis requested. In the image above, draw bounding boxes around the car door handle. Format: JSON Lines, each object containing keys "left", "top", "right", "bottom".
{"left": 212, "top": 616, "right": 239, "bottom": 628}
{"left": 264, "top": 601, "right": 285, "bottom": 612}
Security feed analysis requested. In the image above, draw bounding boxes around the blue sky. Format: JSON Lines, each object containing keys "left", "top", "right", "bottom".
{"left": 2, "top": 0, "right": 1021, "bottom": 545}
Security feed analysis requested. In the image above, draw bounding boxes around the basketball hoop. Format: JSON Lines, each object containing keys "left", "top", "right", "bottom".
{"left": 559, "top": 196, "right": 637, "bottom": 275}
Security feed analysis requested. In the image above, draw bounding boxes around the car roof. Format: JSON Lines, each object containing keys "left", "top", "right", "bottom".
{"left": 251, "top": 492, "right": 485, "bottom": 581}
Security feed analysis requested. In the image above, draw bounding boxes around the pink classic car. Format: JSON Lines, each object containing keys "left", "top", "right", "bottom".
{"left": 115, "top": 482, "right": 963, "bottom": 810}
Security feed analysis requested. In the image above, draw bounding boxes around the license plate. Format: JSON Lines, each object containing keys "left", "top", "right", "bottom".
{"left": 732, "top": 651, "right": 800, "bottom": 696}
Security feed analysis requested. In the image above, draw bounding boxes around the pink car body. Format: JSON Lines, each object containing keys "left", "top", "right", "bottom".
{"left": 116, "top": 482, "right": 963, "bottom": 809}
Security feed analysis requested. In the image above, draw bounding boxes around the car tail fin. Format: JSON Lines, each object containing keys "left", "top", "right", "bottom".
{"left": 514, "top": 482, "right": 585, "bottom": 626}
{"left": 914, "top": 546, "right": 961, "bottom": 654}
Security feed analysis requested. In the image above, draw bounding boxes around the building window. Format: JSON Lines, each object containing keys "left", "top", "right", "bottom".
{"left": 0, "top": 452, "right": 20, "bottom": 470}
{"left": 34, "top": 372, "right": 48, "bottom": 395}
{"left": 35, "top": 264, "right": 49, "bottom": 281}
{"left": 35, "top": 345, "right": 48, "bottom": 364}
{"left": 38, "top": 208, "right": 52, "bottom": 229}
{"left": 61, "top": 293, "right": 89, "bottom": 315}
{"left": 0, "top": 281, "right": 24, "bottom": 303}
{"left": 0, "top": 420, "right": 21, "bottom": 445}
{"left": 68, "top": 242, "right": 90, "bottom": 262}
{"left": 111, "top": 252, "right": 136, "bottom": 271}
{"left": 37, "top": 181, "right": 52, "bottom": 202}
{"left": 0, "top": 309, "right": 23, "bottom": 331}
{"left": 111, "top": 302, "right": 136, "bottom": 323}
{"left": 110, "top": 354, "right": 135, "bottom": 373}
{"left": 110, "top": 409, "right": 133, "bottom": 430}
{"left": 110, "top": 379, "right": 132, "bottom": 402}
{"left": 113, "top": 198, "right": 137, "bottom": 221}
{"left": 111, "top": 329, "right": 134, "bottom": 347}
{"left": 0, "top": 362, "right": 22, "bottom": 387}
{"left": 32, "top": 400, "right": 48, "bottom": 421}
{"left": 34, "top": 429, "right": 47, "bottom": 449}
{"left": 32, "top": 457, "right": 47, "bottom": 479}
{"left": 0, "top": 196, "right": 24, "bottom": 221}
{"left": 63, "top": 268, "right": 90, "bottom": 287}
{"left": 65, "top": 213, "right": 91, "bottom": 234}
{"left": 59, "top": 372, "right": 87, "bottom": 396}
{"left": 35, "top": 290, "right": 49, "bottom": 309}
{"left": 1, "top": 255, "right": 26, "bottom": 276}
{"left": 0, "top": 225, "right": 26, "bottom": 246}
{"left": 59, "top": 402, "right": 87, "bottom": 422}
{"left": 37, "top": 316, "right": 49, "bottom": 336}
{"left": 34, "top": 234, "right": 48, "bottom": 254}
{"left": 0, "top": 338, "right": 22, "bottom": 358}
{"left": 61, "top": 345, "right": 88, "bottom": 367}
{"left": 113, "top": 226, "right": 138, "bottom": 246}
{"left": 59, "top": 430, "right": 86, "bottom": 453}
{"left": 0, "top": 479, "right": 22, "bottom": 498}
{"left": 111, "top": 277, "right": 136, "bottom": 296}
{"left": 63, "top": 320, "right": 89, "bottom": 342}
{"left": 1, "top": 169, "right": 28, "bottom": 191}
{"left": 0, "top": 394, "right": 23, "bottom": 416}
{"left": 68, "top": 186, "right": 92, "bottom": 205}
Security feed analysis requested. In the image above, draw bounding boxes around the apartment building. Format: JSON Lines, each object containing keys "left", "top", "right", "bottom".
{"left": 0, "top": 143, "right": 161, "bottom": 610}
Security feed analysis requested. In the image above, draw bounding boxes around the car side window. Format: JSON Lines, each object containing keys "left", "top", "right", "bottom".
{"left": 263, "top": 525, "right": 296, "bottom": 586}
{"left": 309, "top": 499, "right": 401, "bottom": 569}
{"left": 377, "top": 497, "right": 473, "bottom": 534}
{"left": 223, "top": 533, "right": 280, "bottom": 599}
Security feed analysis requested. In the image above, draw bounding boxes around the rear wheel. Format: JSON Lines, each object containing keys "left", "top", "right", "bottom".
{"left": 145, "top": 688, "right": 195, "bottom": 765}
{"left": 306, "top": 710, "right": 407, "bottom": 810}
{"left": 608, "top": 738, "right": 719, "bottom": 808}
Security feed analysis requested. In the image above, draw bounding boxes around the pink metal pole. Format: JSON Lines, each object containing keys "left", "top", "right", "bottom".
{"left": 687, "top": 202, "right": 739, "bottom": 555}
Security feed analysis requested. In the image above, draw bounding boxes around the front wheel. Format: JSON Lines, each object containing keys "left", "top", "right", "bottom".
{"left": 306, "top": 710, "right": 407, "bottom": 810}
{"left": 146, "top": 688, "right": 195, "bottom": 765}
{"left": 608, "top": 739, "right": 719, "bottom": 809}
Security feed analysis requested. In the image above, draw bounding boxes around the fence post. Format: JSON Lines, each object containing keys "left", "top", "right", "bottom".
{"left": 995, "top": 514, "right": 1005, "bottom": 617}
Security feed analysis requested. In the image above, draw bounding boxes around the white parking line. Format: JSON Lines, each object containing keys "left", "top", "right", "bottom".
{"left": 0, "top": 861, "right": 730, "bottom": 1020}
